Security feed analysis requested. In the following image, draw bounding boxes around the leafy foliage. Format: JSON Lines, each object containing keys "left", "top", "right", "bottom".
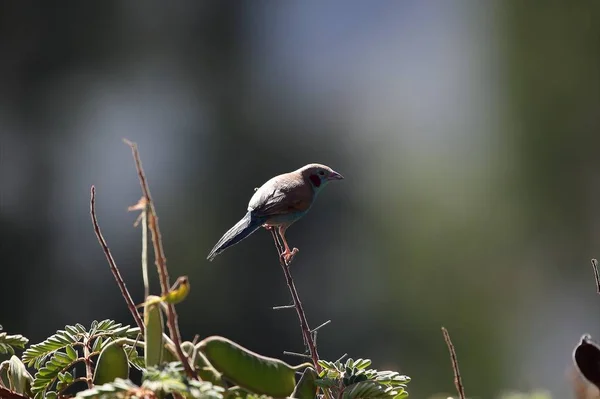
{"left": 75, "top": 378, "right": 138, "bottom": 399}
{"left": 0, "top": 325, "right": 29, "bottom": 356}
{"left": 76, "top": 363, "right": 225, "bottom": 399}
{"left": 143, "top": 361, "right": 225, "bottom": 399}
{"left": 317, "top": 357, "right": 410, "bottom": 399}
{"left": 22, "top": 320, "right": 139, "bottom": 398}
{"left": 123, "top": 344, "right": 145, "bottom": 371}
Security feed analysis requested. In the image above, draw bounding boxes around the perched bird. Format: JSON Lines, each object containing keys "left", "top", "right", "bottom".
{"left": 207, "top": 163, "right": 344, "bottom": 263}
{"left": 136, "top": 276, "right": 190, "bottom": 308}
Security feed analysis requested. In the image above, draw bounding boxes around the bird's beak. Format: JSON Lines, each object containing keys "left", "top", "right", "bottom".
{"left": 328, "top": 170, "right": 344, "bottom": 181}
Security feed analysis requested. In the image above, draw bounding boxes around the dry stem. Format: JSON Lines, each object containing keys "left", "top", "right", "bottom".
{"left": 123, "top": 139, "right": 195, "bottom": 380}
{"left": 90, "top": 186, "right": 145, "bottom": 332}
{"left": 270, "top": 229, "right": 322, "bottom": 373}
{"left": 441, "top": 327, "right": 466, "bottom": 399}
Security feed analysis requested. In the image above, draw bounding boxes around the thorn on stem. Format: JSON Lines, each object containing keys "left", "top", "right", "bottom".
{"left": 335, "top": 353, "right": 348, "bottom": 363}
{"left": 311, "top": 320, "right": 331, "bottom": 333}
{"left": 283, "top": 351, "right": 313, "bottom": 359}
{"left": 273, "top": 305, "right": 296, "bottom": 310}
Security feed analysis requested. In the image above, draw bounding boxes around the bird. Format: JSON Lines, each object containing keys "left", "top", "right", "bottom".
{"left": 207, "top": 163, "right": 344, "bottom": 263}
{"left": 136, "top": 276, "right": 190, "bottom": 308}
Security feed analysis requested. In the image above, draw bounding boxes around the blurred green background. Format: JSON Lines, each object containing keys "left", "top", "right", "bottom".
{"left": 1, "top": 1, "right": 600, "bottom": 398}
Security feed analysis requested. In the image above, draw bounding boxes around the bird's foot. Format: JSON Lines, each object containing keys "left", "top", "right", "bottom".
{"left": 281, "top": 247, "right": 299, "bottom": 265}
{"left": 262, "top": 224, "right": 273, "bottom": 230}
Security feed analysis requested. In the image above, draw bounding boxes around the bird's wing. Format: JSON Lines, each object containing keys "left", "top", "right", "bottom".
{"left": 248, "top": 173, "right": 313, "bottom": 217}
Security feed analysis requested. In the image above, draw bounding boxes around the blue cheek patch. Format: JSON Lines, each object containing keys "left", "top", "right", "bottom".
{"left": 309, "top": 174, "right": 321, "bottom": 188}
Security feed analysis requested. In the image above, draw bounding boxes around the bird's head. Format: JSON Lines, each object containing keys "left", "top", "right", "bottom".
{"left": 298, "top": 163, "right": 344, "bottom": 191}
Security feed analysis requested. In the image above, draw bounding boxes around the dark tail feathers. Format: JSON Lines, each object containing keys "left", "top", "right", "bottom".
{"left": 207, "top": 212, "right": 262, "bottom": 261}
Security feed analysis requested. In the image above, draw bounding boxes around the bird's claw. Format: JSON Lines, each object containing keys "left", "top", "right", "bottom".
{"left": 281, "top": 248, "right": 299, "bottom": 265}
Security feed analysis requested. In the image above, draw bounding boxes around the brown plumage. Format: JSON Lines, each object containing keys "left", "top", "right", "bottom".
{"left": 207, "top": 163, "right": 344, "bottom": 263}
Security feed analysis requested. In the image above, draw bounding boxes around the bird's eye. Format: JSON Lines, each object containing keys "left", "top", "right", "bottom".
{"left": 319, "top": 171, "right": 325, "bottom": 176}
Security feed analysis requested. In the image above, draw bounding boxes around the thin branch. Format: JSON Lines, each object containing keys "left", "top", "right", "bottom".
{"left": 591, "top": 259, "right": 600, "bottom": 294}
{"left": 269, "top": 228, "right": 322, "bottom": 373}
{"left": 90, "top": 186, "right": 145, "bottom": 332}
{"left": 441, "top": 327, "right": 466, "bottom": 399}
{"left": 123, "top": 139, "right": 196, "bottom": 380}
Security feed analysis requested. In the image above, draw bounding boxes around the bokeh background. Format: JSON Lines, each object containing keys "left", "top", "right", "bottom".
{"left": 2, "top": 1, "right": 600, "bottom": 398}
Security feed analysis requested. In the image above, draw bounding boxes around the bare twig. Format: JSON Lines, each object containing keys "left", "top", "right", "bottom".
{"left": 90, "top": 186, "right": 145, "bottom": 332}
{"left": 441, "top": 327, "right": 466, "bottom": 399}
{"left": 591, "top": 259, "right": 600, "bottom": 294}
{"left": 269, "top": 229, "right": 322, "bottom": 373}
{"left": 123, "top": 139, "right": 196, "bottom": 380}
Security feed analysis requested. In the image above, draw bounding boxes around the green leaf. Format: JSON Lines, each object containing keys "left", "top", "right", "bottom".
{"left": 124, "top": 344, "right": 145, "bottom": 371}
{"left": 65, "top": 345, "right": 77, "bottom": 361}
{"left": 353, "top": 359, "right": 372, "bottom": 370}
{"left": 89, "top": 320, "right": 99, "bottom": 337}
{"left": 22, "top": 327, "right": 82, "bottom": 368}
{"left": 65, "top": 325, "right": 79, "bottom": 336}
{"left": 30, "top": 349, "right": 79, "bottom": 396}
{"left": 64, "top": 371, "right": 74, "bottom": 383}
{"left": 92, "top": 337, "right": 103, "bottom": 353}
{"left": 318, "top": 360, "right": 337, "bottom": 371}
{"left": 0, "top": 329, "right": 29, "bottom": 356}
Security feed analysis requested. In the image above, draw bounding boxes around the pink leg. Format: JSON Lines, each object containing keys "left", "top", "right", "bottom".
{"left": 278, "top": 225, "right": 298, "bottom": 264}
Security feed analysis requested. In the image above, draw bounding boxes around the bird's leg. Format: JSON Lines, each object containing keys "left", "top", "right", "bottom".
{"left": 278, "top": 225, "right": 299, "bottom": 265}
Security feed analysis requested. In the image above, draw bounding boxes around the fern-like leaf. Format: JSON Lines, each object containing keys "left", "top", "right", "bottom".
{"left": 23, "top": 320, "right": 138, "bottom": 369}
{"left": 0, "top": 326, "right": 29, "bottom": 356}
{"left": 30, "top": 349, "right": 79, "bottom": 396}
{"left": 24, "top": 320, "right": 140, "bottom": 397}
{"left": 22, "top": 329, "right": 81, "bottom": 368}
